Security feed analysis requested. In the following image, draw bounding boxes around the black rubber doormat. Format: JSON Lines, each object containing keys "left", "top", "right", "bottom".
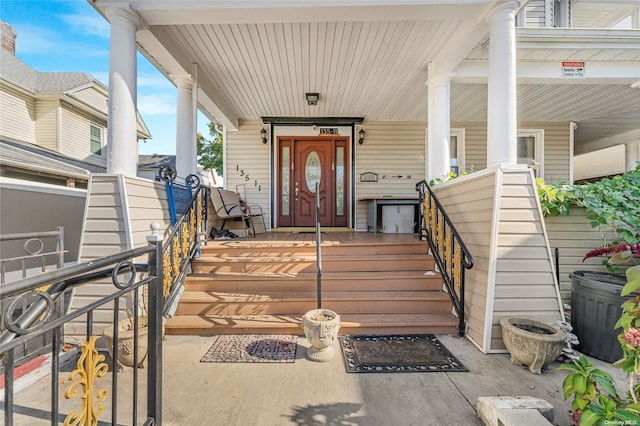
{"left": 339, "top": 334, "right": 467, "bottom": 373}
{"left": 200, "top": 335, "right": 297, "bottom": 363}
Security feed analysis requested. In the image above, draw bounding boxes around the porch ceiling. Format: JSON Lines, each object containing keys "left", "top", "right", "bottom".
{"left": 93, "top": 1, "right": 640, "bottom": 153}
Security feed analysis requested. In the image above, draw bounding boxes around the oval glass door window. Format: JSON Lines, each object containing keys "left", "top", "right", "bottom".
{"left": 305, "top": 151, "right": 321, "bottom": 193}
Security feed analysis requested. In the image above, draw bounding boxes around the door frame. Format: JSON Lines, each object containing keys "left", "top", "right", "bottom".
{"left": 271, "top": 124, "right": 355, "bottom": 229}
{"left": 518, "top": 129, "right": 545, "bottom": 177}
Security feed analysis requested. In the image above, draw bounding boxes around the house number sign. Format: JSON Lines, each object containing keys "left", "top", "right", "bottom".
{"left": 319, "top": 128, "right": 338, "bottom": 135}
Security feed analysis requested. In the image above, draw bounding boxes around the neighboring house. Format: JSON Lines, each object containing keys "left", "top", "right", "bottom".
{"left": 138, "top": 154, "right": 176, "bottom": 181}
{"left": 0, "top": 21, "right": 152, "bottom": 263}
{"left": 0, "top": 21, "right": 152, "bottom": 187}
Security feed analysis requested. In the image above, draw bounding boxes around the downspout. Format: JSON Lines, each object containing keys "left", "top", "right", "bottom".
{"left": 56, "top": 103, "right": 62, "bottom": 152}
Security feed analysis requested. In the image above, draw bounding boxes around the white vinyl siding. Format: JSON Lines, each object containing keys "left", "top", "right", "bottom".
{"left": 524, "top": 0, "right": 548, "bottom": 28}
{"left": 67, "top": 175, "right": 172, "bottom": 340}
{"left": 432, "top": 172, "right": 496, "bottom": 350}
{"left": 71, "top": 86, "right": 108, "bottom": 113}
{"left": 355, "top": 121, "right": 425, "bottom": 231}
{"left": 0, "top": 85, "right": 36, "bottom": 143}
{"left": 59, "top": 105, "right": 107, "bottom": 167}
{"left": 461, "top": 121, "right": 570, "bottom": 184}
{"left": 545, "top": 206, "right": 615, "bottom": 302}
{"left": 491, "top": 169, "right": 562, "bottom": 351}
{"left": 453, "top": 121, "right": 486, "bottom": 173}
{"left": 124, "top": 176, "right": 172, "bottom": 248}
{"left": 225, "top": 120, "right": 271, "bottom": 229}
{"left": 431, "top": 167, "right": 562, "bottom": 353}
{"left": 35, "top": 99, "right": 59, "bottom": 151}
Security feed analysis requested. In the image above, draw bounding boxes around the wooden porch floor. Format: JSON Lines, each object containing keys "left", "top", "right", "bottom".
{"left": 207, "top": 231, "right": 422, "bottom": 246}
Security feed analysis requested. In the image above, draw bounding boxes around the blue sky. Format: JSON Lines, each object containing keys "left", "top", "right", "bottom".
{"left": 1, "top": 0, "right": 210, "bottom": 156}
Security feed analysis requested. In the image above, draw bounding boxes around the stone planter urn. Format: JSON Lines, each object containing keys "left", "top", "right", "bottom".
{"left": 102, "top": 316, "right": 149, "bottom": 370}
{"left": 301, "top": 309, "right": 341, "bottom": 362}
{"left": 499, "top": 317, "right": 566, "bottom": 374}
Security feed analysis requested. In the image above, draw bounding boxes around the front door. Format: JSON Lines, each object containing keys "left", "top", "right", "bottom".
{"left": 278, "top": 137, "right": 348, "bottom": 227}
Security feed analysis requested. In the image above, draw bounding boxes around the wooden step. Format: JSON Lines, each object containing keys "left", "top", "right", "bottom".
{"left": 191, "top": 254, "right": 435, "bottom": 274}
{"left": 184, "top": 271, "right": 444, "bottom": 292}
{"left": 174, "top": 290, "right": 452, "bottom": 315}
{"left": 200, "top": 241, "right": 429, "bottom": 256}
{"left": 164, "top": 313, "right": 459, "bottom": 336}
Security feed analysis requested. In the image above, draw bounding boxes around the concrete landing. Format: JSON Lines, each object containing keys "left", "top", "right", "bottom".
{"left": 7, "top": 334, "right": 628, "bottom": 426}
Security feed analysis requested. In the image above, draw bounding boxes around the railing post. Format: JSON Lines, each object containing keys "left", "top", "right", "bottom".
{"left": 146, "top": 222, "right": 164, "bottom": 425}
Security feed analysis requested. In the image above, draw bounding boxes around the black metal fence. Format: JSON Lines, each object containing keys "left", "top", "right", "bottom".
{"left": 0, "top": 228, "right": 66, "bottom": 373}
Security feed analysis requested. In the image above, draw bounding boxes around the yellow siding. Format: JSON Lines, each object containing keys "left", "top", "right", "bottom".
{"left": 355, "top": 121, "right": 426, "bottom": 231}
{"left": 545, "top": 206, "right": 614, "bottom": 302}
{"left": 226, "top": 120, "right": 272, "bottom": 229}
{"left": 433, "top": 172, "right": 496, "bottom": 351}
{"left": 34, "top": 99, "right": 58, "bottom": 151}
{"left": 0, "top": 85, "right": 36, "bottom": 143}
{"left": 491, "top": 169, "right": 562, "bottom": 351}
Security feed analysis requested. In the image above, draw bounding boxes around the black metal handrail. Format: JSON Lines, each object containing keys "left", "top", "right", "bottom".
{"left": 315, "top": 183, "right": 322, "bottom": 309}
{"left": 161, "top": 176, "right": 207, "bottom": 316}
{"left": 1, "top": 233, "right": 164, "bottom": 425}
{"left": 416, "top": 180, "right": 474, "bottom": 336}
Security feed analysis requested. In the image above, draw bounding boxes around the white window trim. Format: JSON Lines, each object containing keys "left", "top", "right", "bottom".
{"left": 518, "top": 129, "right": 545, "bottom": 177}
{"left": 451, "top": 128, "right": 465, "bottom": 174}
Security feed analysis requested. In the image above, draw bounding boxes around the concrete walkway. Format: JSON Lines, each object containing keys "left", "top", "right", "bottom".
{"left": 8, "top": 334, "right": 628, "bottom": 426}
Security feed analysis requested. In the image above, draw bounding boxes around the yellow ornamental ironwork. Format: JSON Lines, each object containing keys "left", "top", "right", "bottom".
{"left": 162, "top": 250, "right": 172, "bottom": 298}
{"left": 190, "top": 208, "right": 197, "bottom": 242}
{"left": 172, "top": 235, "right": 181, "bottom": 278}
{"left": 453, "top": 245, "right": 462, "bottom": 295}
{"left": 181, "top": 222, "right": 189, "bottom": 258}
{"left": 63, "top": 336, "right": 109, "bottom": 426}
{"left": 196, "top": 193, "right": 202, "bottom": 231}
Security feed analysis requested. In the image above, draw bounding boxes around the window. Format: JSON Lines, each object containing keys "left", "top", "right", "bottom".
{"left": 553, "top": 0, "right": 570, "bottom": 28}
{"left": 517, "top": 129, "right": 544, "bottom": 177}
{"left": 90, "top": 124, "right": 103, "bottom": 155}
{"left": 450, "top": 129, "right": 465, "bottom": 175}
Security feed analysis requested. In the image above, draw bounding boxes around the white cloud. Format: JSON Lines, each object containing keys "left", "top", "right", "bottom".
{"left": 137, "top": 93, "right": 176, "bottom": 116}
{"left": 58, "top": 12, "right": 110, "bottom": 39}
{"left": 138, "top": 73, "right": 174, "bottom": 89}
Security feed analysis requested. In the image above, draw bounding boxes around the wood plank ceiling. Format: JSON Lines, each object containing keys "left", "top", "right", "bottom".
{"left": 157, "top": 20, "right": 461, "bottom": 121}
{"left": 128, "top": 1, "right": 639, "bottom": 149}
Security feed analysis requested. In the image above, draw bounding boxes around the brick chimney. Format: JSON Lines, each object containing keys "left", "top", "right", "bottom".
{"left": 1, "top": 21, "right": 17, "bottom": 55}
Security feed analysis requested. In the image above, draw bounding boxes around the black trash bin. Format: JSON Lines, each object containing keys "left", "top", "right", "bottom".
{"left": 570, "top": 270, "right": 628, "bottom": 363}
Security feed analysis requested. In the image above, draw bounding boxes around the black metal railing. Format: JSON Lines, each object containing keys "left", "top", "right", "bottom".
{"left": 416, "top": 180, "right": 474, "bottom": 336}
{"left": 1, "top": 229, "right": 164, "bottom": 425}
{"left": 315, "top": 183, "right": 322, "bottom": 309}
{"left": 161, "top": 175, "right": 207, "bottom": 317}
{"left": 0, "top": 228, "right": 67, "bottom": 372}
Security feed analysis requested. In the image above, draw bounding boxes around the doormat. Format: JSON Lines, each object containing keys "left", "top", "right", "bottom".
{"left": 339, "top": 334, "right": 467, "bottom": 373}
{"left": 200, "top": 334, "right": 297, "bottom": 363}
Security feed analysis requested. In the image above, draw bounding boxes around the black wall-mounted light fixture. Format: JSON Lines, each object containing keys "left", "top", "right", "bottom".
{"left": 305, "top": 92, "right": 319, "bottom": 106}
{"left": 358, "top": 129, "right": 366, "bottom": 145}
{"left": 261, "top": 128, "right": 268, "bottom": 144}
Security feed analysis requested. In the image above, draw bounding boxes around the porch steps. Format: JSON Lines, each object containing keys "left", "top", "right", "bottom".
{"left": 164, "top": 237, "right": 459, "bottom": 335}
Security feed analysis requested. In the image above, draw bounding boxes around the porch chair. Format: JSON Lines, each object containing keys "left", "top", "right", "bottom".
{"left": 209, "top": 187, "right": 265, "bottom": 238}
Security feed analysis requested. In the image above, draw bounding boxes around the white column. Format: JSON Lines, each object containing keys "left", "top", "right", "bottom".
{"left": 487, "top": 1, "right": 519, "bottom": 168}
{"left": 626, "top": 142, "right": 640, "bottom": 171}
{"left": 427, "top": 67, "right": 453, "bottom": 181}
{"left": 106, "top": 7, "right": 140, "bottom": 176}
{"left": 174, "top": 76, "right": 196, "bottom": 179}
